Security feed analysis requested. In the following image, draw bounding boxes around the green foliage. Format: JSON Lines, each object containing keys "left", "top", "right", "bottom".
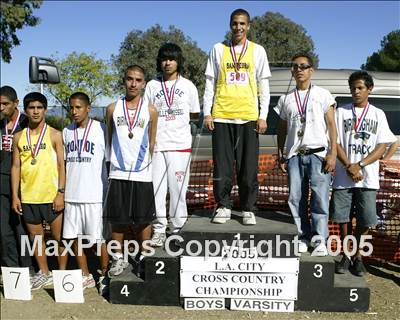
{"left": 112, "top": 25, "right": 207, "bottom": 97}
{"left": 45, "top": 115, "right": 70, "bottom": 131}
{"left": 45, "top": 52, "right": 117, "bottom": 112}
{"left": 226, "top": 12, "right": 318, "bottom": 67}
{"left": 1, "top": 0, "right": 42, "bottom": 63}
{"left": 362, "top": 30, "right": 400, "bottom": 72}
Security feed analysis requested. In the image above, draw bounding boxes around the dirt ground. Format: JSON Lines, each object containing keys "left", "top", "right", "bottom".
{"left": 1, "top": 261, "right": 399, "bottom": 320}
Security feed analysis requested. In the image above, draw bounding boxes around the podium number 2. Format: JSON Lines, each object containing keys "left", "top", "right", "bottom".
{"left": 155, "top": 261, "right": 165, "bottom": 274}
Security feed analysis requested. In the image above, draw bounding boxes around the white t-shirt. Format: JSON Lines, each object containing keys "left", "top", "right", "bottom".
{"left": 109, "top": 98, "right": 152, "bottom": 182}
{"left": 274, "top": 85, "right": 336, "bottom": 159}
{"left": 203, "top": 41, "right": 271, "bottom": 121}
{"left": 144, "top": 76, "right": 200, "bottom": 151}
{"left": 63, "top": 120, "right": 107, "bottom": 203}
{"left": 333, "top": 103, "right": 396, "bottom": 189}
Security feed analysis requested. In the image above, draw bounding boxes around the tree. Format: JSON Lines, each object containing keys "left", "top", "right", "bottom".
{"left": 45, "top": 52, "right": 117, "bottom": 111}
{"left": 362, "top": 30, "right": 400, "bottom": 72}
{"left": 226, "top": 12, "right": 318, "bottom": 67}
{"left": 112, "top": 24, "right": 207, "bottom": 96}
{"left": 1, "top": 0, "right": 43, "bottom": 63}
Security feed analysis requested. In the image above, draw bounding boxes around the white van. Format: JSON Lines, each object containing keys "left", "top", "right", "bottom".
{"left": 192, "top": 69, "right": 400, "bottom": 160}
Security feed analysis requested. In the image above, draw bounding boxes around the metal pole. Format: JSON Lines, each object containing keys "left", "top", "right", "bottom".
{"left": 40, "top": 83, "right": 44, "bottom": 94}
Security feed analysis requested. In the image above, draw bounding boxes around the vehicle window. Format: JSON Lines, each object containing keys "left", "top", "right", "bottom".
{"left": 336, "top": 97, "right": 400, "bottom": 135}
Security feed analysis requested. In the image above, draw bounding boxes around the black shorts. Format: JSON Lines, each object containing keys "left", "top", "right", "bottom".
{"left": 105, "top": 179, "right": 155, "bottom": 225}
{"left": 22, "top": 203, "right": 59, "bottom": 225}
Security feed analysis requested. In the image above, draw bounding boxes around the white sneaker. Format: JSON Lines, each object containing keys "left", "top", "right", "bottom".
{"left": 150, "top": 232, "right": 167, "bottom": 247}
{"left": 82, "top": 273, "right": 96, "bottom": 289}
{"left": 298, "top": 239, "right": 309, "bottom": 253}
{"left": 108, "top": 257, "right": 129, "bottom": 277}
{"left": 212, "top": 207, "right": 231, "bottom": 224}
{"left": 31, "top": 270, "right": 53, "bottom": 290}
{"left": 242, "top": 211, "right": 256, "bottom": 225}
{"left": 311, "top": 242, "right": 328, "bottom": 257}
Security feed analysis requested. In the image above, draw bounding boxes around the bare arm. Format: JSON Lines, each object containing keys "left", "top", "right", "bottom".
{"left": 51, "top": 128, "right": 65, "bottom": 213}
{"left": 277, "top": 118, "right": 288, "bottom": 172}
{"left": 148, "top": 105, "right": 158, "bottom": 156}
{"left": 324, "top": 105, "right": 337, "bottom": 172}
{"left": 11, "top": 132, "right": 22, "bottom": 215}
{"left": 105, "top": 102, "right": 116, "bottom": 152}
{"left": 382, "top": 140, "right": 399, "bottom": 160}
{"left": 347, "top": 143, "right": 387, "bottom": 181}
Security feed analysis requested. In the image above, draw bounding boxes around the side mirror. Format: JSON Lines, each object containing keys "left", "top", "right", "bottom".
{"left": 29, "top": 56, "right": 60, "bottom": 84}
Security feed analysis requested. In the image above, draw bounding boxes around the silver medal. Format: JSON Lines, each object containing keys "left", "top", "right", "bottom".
{"left": 31, "top": 158, "right": 37, "bottom": 165}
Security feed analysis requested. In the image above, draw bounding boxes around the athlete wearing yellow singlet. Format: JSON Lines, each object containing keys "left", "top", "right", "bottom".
{"left": 11, "top": 92, "right": 67, "bottom": 290}
{"left": 203, "top": 9, "right": 271, "bottom": 226}
{"left": 18, "top": 126, "right": 58, "bottom": 203}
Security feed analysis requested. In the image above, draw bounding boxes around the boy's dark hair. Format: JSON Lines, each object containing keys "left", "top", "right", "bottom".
{"left": 124, "top": 64, "right": 146, "bottom": 80}
{"left": 230, "top": 8, "right": 251, "bottom": 24}
{"left": 69, "top": 92, "right": 90, "bottom": 106}
{"left": 156, "top": 43, "right": 184, "bottom": 74}
{"left": 0, "top": 85, "right": 18, "bottom": 101}
{"left": 23, "top": 92, "right": 48, "bottom": 110}
{"left": 348, "top": 70, "right": 374, "bottom": 89}
{"left": 291, "top": 53, "right": 315, "bottom": 67}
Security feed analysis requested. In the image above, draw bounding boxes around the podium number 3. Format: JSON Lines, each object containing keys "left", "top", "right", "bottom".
{"left": 313, "top": 264, "right": 323, "bottom": 278}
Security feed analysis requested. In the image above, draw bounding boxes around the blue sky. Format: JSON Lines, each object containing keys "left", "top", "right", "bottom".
{"left": 1, "top": 0, "right": 399, "bottom": 106}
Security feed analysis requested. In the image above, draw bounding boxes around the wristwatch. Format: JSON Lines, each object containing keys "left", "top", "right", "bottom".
{"left": 358, "top": 161, "right": 366, "bottom": 168}
{"left": 57, "top": 188, "right": 65, "bottom": 194}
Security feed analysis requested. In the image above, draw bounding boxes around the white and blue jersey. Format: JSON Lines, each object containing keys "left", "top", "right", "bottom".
{"left": 109, "top": 97, "right": 152, "bottom": 182}
{"left": 63, "top": 120, "right": 107, "bottom": 203}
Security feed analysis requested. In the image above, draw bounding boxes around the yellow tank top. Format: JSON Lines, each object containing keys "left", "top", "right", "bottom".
{"left": 18, "top": 126, "right": 58, "bottom": 203}
{"left": 212, "top": 40, "right": 258, "bottom": 120}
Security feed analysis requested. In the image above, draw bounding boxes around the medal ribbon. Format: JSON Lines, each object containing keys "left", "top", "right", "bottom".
{"left": 74, "top": 118, "right": 93, "bottom": 159}
{"left": 4, "top": 109, "right": 21, "bottom": 135}
{"left": 352, "top": 103, "right": 369, "bottom": 133}
{"left": 123, "top": 97, "right": 142, "bottom": 133}
{"left": 294, "top": 86, "right": 311, "bottom": 119}
{"left": 161, "top": 76, "right": 178, "bottom": 112}
{"left": 27, "top": 123, "right": 47, "bottom": 160}
{"left": 230, "top": 39, "right": 248, "bottom": 73}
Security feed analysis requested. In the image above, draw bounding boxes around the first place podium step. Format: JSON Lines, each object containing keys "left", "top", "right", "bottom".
{"left": 109, "top": 211, "right": 370, "bottom": 312}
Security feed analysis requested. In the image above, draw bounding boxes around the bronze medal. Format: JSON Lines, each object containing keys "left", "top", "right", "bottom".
{"left": 31, "top": 158, "right": 37, "bottom": 165}
{"left": 128, "top": 132, "right": 133, "bottom": 139}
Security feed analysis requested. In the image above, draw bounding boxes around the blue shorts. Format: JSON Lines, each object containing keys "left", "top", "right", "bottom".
{"left": 331, "top": 188, "right": 377, "bottom": 228}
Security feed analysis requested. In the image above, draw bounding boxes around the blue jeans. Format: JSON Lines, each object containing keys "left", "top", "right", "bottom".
{"left": 287, "top": 154, "right": 331, "bottom": 241}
